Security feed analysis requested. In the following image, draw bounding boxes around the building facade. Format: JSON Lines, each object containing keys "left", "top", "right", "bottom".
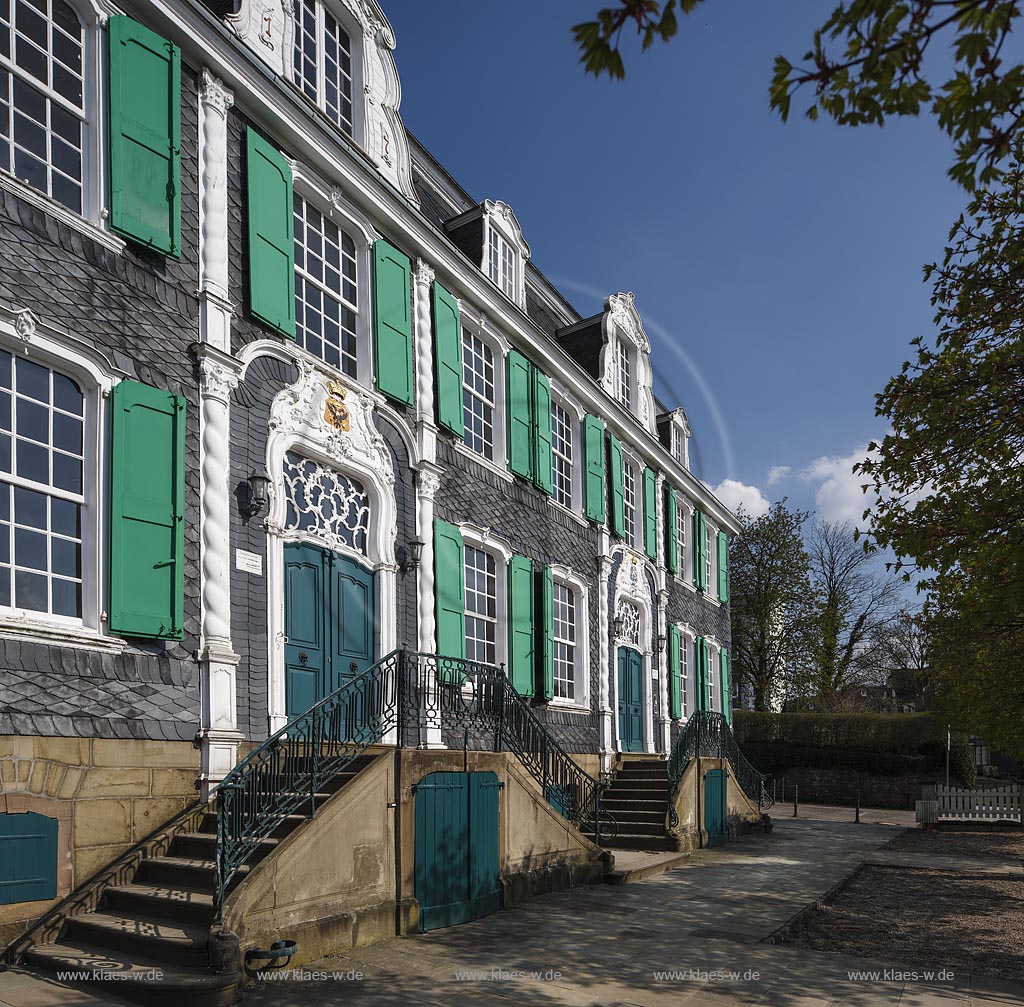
{"left": 0, "top": 0, "right": 741, "bottom": 950}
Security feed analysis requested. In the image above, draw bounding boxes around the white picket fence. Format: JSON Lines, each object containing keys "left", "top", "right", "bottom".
{"left": 936, "top": 784, "right": 1022, "bottom": 822}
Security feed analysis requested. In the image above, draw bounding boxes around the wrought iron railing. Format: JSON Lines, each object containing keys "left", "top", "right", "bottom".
{"left": 667, "top": 711, "right": 773, "bottom": 816}
{"left": 215, "top": 650, "right": 612, "bottom": 919}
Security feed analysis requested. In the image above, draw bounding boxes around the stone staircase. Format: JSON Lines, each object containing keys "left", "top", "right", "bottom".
{"left": 598, "top": 759, "right": 673, "bottom": 852}
{"left": 19, "top": 754, "right": 379, "bottom": 1007}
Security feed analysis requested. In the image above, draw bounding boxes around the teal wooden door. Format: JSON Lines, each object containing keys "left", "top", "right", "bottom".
{"left": 704, "top": 769, "right": 727, "bottom": 847}
{"left": 617, "top": 647, "right": 644, "bottom": 753}
{"left": 284, "top": 543, "right": 325, "bottom": 719}
{"left": 284, "top": 544, "right": 375, "bottom": 720}
{"left": 0, "top": 812, "right": 58, "bottom": 904}
{"left": 415, "top": 772, "right": 501, "bottom": 932}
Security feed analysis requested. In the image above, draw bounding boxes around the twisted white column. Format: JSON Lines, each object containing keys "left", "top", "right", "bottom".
{"left": 415, "top": 467, "right": 445, "bottom": 749}
{"left": 199, "top": 71, "right": 234, "bottom": 351}
{"left": 412, "top": 259, "right": 437, "bottom": 464}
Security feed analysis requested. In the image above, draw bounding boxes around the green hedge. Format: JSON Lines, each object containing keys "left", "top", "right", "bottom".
{"left": 734, "top": 711, "right": 946, "bottom": 752}
{"left": 735, "top": 711, "right": 976, "bottom": 787}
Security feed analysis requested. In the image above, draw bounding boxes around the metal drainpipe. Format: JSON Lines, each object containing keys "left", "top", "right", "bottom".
{"left": 696, "top": 757, "right": 703, "bottom": 850}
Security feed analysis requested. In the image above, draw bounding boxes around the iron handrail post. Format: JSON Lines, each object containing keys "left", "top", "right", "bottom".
{"left": 396, "top": 649, "right": 407, "bottom": 749}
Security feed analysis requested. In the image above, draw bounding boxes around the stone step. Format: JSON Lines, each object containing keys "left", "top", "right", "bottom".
{"left": 65, "top": 909, "right": 209, "bottom": 966}
{"left": 595, "top": 833, "right": 675, "bottom": 852}
{"left": 605, "top": 850, "right": 689, "bottom": 885}
{"left": 105, "top": 882, "right": 215, "bottom": 926}
{"left": 23, "top": 940, "right": 239, "bottom": 1007}
{"left": 172, "top": 831, "right": 279, "bottom": 863}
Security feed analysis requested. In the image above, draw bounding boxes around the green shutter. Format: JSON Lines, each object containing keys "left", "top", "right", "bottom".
{"left": 583, "top": 415, "right": 606, "bottom": 523}
{"left": 246, "top": 128, "right": 295, "bottom": 338}
{"left": 693, "top": 508, "right": 706, "bottom": 590}
{"left": 720, "top": 647, "right": 731, "bottom": 723}
{"left": 107, "top": 16, "right": 180, "bottom": 256}
{"left": 539, "top": 564, "right": 554, "bottom": 701}
{"left": 718, "top": 530, "right": 729, "bottom": 603}
{"left": 0, "top": 811, "right": 58, "bottom": 905}
{"left": 609, "top": 435, "right": 625, "bottom": 538}
{"left": 509, "top": 555, "right": 535, "bottom": 697}
{"left": 507, "top": 350, "right": 533, "bottom": 480}
{"left": 643, "top": 467, "right": 657, "bottom": 560}
{"left": 532, "top": 369, "right": 553, "bottom": 494}
{"left": 108, "top": 381, "right": 185, "bottom": 640}
{"left": 432, "top": 281, "right": 463, "bottom": 436}
{"left": 668, "top": 624, "right": 682, "bottom": 720}
{"left": 695, "top": 637, "right": 706, "bottom": 711}
{"left": 666, "top": 489, "right": 678, "bottom": 574}
{"left": 374, "top": 239, "right": 414, "bottom": 405}
{"left": 433, "top": 520, "right": 465, "bottom": 666}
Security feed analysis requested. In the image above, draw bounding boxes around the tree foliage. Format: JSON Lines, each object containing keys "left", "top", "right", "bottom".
{"left": 574, "top": 0, "right": 1024, "bottom": 188}
{"left": 856, "top": 160, "right": 1024, "bottom": 758}
{"left": 728, "top": 501, "right": 812, "bottom": 711}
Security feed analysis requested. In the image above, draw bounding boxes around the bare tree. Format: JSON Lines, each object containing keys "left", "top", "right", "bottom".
{"left": 864, "top": 609, "right": 934, "bottom": 711}
{"left": 796, "top": 521, "right": 901, "bottom": 708}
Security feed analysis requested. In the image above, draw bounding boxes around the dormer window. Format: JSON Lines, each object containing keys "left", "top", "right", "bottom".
{"left": 292, "top": 0, "right": 355, "bottom": 135}
{"left": 488, "top": 227, "right": 515, "bottom": 299}
{"left": 616, "top": 341, "right": 632, "bottom": 410}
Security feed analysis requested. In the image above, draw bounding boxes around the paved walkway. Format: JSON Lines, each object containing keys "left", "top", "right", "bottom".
{"left": 789, "top": 802, "right": 918, "bottom": 828}
{"left": 232, "top": 817, "right": 1024, "bottom": 1007}
{"left": 3, "top": 817, "right": 1021, "bottom": 1007}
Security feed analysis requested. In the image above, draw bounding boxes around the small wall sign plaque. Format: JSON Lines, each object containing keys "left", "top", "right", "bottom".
{"left": 235, "top": 549, "right": 264, "bottom": 576}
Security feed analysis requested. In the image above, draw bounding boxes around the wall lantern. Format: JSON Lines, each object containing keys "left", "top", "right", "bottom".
{"left": 244, "top": 471, "right": 271, "bottom": 518}
{"left": 397, "top": 538, "right": 425, "bottom": 574}
{"left": 613, "top": 615, "right": 624, "bottom": 637}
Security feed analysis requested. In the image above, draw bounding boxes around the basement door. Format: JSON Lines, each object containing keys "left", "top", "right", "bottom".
{"left": 704, "top": 769, "right": 727, "bottom": 847}
{"left": 284, "top": 542, "right": 375, "bottom": 720}
{"left": 617, "top": 647, "right": 644, "bottom": 753}
{"left": 414, "top": 772, "right": 502, "bottom": 932}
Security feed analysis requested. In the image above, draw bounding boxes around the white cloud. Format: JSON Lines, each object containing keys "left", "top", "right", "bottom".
{"left": 712, "top": 479, "right": 770, "bottom": 519}
{"left": 799, "top": 443, "right": 877, "bottom": 527}
{"left": 766, "top": 465, "right": 791, "bottom": 486}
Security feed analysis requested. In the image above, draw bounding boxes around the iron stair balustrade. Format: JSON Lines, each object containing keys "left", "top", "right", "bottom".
{"left": 214, "top": 649, "right": 615, "bottom": 921}
{"left": 404, "top": 652, "right": 617, "bottom": 843}
{"left": 666, "top": 711, "right": 774, "bottom": 829}
{"left": 215, "top": 650, "right": 404, "bottom": 920}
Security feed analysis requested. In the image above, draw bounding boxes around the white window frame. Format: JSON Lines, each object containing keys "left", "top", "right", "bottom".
{"left": 706, "top": 638, "right": 719, "bottom": 712}
{"left": 615, "top": 339, "right": 632, "bottom": 410}
{"left": 549, "top": 395, "right": 576, "bottom": 512}
{"left": 291, "top": 168, "right": 374, "bottom": 390}
{"left": 480, "top": 201, "right": 529, "bottom": 309}
{"left": 679, "top": 627, "right": 693, "bottom": 720}
{"left": 290, "top": 0, "right": 363, "bottom": 140}
{"left": 0, "top": 314, "right": 119, "bottom": 649}
{"left": 706, "top": 521, "right": 717, "bottom": 602}
{"left": 458, "top": 524, "right": 510, "bottom": 671}
{"left": 454, "top": 315, "right": 508, "bottom": 477}
{"left": 0, "top": 0, "right": 111, "bottom": 242}
{"left": 548, "top": 566, "right": 590, "bottom": 712}
{"left": 675, "top": 493, "right": 690, "bottom": 586}
{"left": 622, "top": 459, "right": 637, "bottom": 549}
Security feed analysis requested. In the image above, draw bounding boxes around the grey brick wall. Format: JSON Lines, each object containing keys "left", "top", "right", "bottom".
{"left": 0, "top": 65, "right": 204, "bottom": 742}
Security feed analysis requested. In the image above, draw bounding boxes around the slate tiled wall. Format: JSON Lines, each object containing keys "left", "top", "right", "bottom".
{"left": 0, "top": 66, "right": 204, "bottom": 742}
{"left": 434, "top": 437, "right": 602, "bottom": 755}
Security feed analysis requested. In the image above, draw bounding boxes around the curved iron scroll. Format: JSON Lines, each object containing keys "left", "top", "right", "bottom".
{"left": 215, "top": 651, "right": 614, "bottom": 920}
{"left": 667, "top": 711, "right": 774, "bottom": 818}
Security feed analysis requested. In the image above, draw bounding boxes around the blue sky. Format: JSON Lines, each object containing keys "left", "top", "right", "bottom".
{"left": 384, "top": 0, "right": 966, "bottom": 528}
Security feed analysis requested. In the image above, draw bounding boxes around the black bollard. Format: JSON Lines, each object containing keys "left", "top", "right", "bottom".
{"left": 855, "top": 790, "right": 861, "bottom": 823}
{"left": 793, "top": 784, "right": 798, "bottom": 818}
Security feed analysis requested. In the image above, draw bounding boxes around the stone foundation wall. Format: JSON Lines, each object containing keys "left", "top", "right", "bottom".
{"left": 0, "top": 736, "right": 198, "bottom": 951}
{"left": 773, "top": 766, "right": 939, "bottom": 810}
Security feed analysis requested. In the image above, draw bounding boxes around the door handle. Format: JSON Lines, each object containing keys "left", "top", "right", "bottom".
{"left": 299, "top": 652, "right": 309, "bottom": 665}
{"left": 350, "top": 661, "right": 359, "bottom": 673}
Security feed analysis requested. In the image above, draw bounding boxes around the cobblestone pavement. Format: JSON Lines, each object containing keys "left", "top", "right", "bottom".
{"left": 234, "top": 817, "right": 1024, "bottom": 1007}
